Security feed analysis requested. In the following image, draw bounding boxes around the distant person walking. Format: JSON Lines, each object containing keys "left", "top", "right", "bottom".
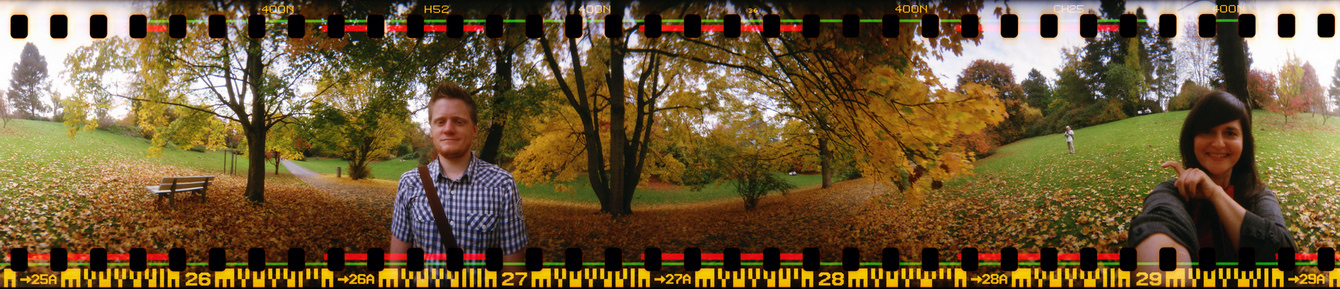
{"left": 1065, "top": 126, "right": 1075, "bottom": 154}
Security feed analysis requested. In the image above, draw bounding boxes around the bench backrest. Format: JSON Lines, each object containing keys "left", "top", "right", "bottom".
{"left": 154, "top": 176, "right": 215, "bottom": 191}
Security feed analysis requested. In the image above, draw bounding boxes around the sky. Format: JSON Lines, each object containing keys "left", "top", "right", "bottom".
{"left": 2, "top": 0, "right": 1339, "bottom": 123}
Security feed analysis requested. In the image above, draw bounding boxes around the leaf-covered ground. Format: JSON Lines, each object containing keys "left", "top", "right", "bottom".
{"left": 0, "top": 120, "right": 388, "bottom": 268}
{"left": 3, "top": 111, "right": 1339, "bottom": 273}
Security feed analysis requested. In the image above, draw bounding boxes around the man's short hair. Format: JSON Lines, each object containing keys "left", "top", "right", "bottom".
{"left": 428, "top": 81, "right": 477, "bottom": 124}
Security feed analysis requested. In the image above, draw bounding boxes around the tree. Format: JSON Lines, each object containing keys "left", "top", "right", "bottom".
{"left": 726, "top": 150, "right": 795, "bottom": 210}
{"left": 1216, "top": 0, "right": 1251, "bottom": 109}
{"left": 259, "top": 121, "right": 308, "bottom": 175}
{"left": 1110, "top": 38, "right": 1150, "bottom": 116}
{"left": 1077, "top": 0, "right": 1128, "bottom": 109}
{"left": 1273, "top": 54, "right": 1317, "bottom": 125}
{"left": 0, "top": 89, "right": 8, "bottom": 127}
{"left": 1051, "top": 47, "right": 1092, "bottom": 111}
{"left": 1301, "top": 62, "right": 1325, "bottom": 115}
{"left": 664, "top": 1, "right": 998, "bottom": 196}
{"left": 530, "top": 0, "right": 712, "bottom": 216}
{"left": 1170, "top": 79, "right": 1211, "bottom": 111}
{"left": 1137, "top": 7, "right": 1177, "bottom": 110}
{"left": 64, "top": 1, "right": 337, "bottom": 203}
{"left": 1247, "top": 69, "right": 1277, "bottom": 109}
{"left": 7, "top": 42, "right": 50, "bottom": 120}
{"left": 1327, "top": 60, "right": 1340, "bottom": 124}
{"left": 717, "top": 109, "right": 794, "bottom": 210}
{"left": 1176, "top": 22, "right": 1220, "bottom": 88}
{"left": 1021, "top": 69, "right": 1053, "bottom": 112}
{"left": 956, "top": 59, "right": 1034, "bottom": 149}
{"left": 64, "top": 38, "right": 128, "bottom": 129}
{"left": 307, "top": 65, "right": 411, "bottom": 180}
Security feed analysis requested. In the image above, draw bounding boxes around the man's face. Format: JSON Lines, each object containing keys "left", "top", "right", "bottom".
{"left": 429, "top": 98, "right": 477, "bottom": 159}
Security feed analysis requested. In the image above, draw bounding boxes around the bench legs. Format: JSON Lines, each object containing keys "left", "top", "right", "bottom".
{"left": 157, "top": 193, "right": 175, "bottom": 209}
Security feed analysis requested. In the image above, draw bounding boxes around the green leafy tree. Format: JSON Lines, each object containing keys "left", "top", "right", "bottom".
{"left": 64, "top": 38, "right": 132, "bottom": 135}
{"left": 7, "top": 42, "right": 50, "bottom": 120}
{"left": 307, "top": 65, "right": 411, "bottom": 180}
{"left": 1021, "top": 69, "right": 1053, "bottom": 112}
{"left": 1106, "top": 39, "right": 1149, "bottom": 117}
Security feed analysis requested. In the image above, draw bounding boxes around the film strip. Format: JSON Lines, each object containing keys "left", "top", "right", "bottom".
{"left": 6, "top": 8, "right": 1340, "bottom": 39}
{"left": 3, "top": 248, "right": 1340, "bottom": 287}
{"left": 3, "top": 0, "right": 1340, "bottom": 287}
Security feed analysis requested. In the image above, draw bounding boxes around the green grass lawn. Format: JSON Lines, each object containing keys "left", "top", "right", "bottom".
{"left": 938, "top": 110, "right": 1340, "bottom": 249}
{"left": 513, "top": 173, "right": 825, "bottom": 206}
{"left": 287, "top": 155, "right": 827, "bottom": 206}
{"left": 0, "top": 119, "right": 286, "bottom": 176}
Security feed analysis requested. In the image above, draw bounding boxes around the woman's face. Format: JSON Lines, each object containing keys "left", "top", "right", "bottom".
{"left": 1193, "top": 120, "right": 1243, "bottom": 178}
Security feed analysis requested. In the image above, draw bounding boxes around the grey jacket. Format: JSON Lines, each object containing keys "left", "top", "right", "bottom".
{"left": 1128, "top": 179, "right": 1297, "bottom": 263}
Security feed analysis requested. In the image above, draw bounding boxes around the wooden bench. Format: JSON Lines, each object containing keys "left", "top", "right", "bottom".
{"left": 146, "top": 176, "right": 214, "bottom": 208}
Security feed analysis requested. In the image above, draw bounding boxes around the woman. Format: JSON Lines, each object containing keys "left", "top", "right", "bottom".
{"left": 1128, "top": 91, "right": 1296, "bottom": 271}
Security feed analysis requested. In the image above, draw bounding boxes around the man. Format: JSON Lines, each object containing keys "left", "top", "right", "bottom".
{"left": 390, "top": 81, "right": 527, "bottom": 270}
{"left": 1064, "top": 126, "right": 1075, "bottom": 154}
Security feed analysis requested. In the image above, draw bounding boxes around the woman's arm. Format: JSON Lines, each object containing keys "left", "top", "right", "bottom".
{"left": 1230, "top": 190, "right": 1297, "bottom": 261}
{"left": 1205, "top": 185, "right": 1246, "bottom": 248}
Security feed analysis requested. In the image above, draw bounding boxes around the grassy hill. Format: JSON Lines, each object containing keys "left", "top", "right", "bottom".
{"left": 0, "top": 119, "right": 284, "bottom": 176}
{"left": 933, "top": 110, "right": 1340, "bottom": 250}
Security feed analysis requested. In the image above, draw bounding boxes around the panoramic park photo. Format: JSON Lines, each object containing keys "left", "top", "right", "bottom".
{"left": 2, "top": 0, "right": 1340, "bottom": 273}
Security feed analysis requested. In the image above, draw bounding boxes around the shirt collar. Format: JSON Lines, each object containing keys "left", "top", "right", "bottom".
{"left": 431, "top": 151, "right": 480, "bottom": 183}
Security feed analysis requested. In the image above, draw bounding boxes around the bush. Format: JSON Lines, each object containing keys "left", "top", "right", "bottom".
{"left": 1090, "top": 100, "right": 1129, "bottom": 125}
{"left": 395, "top": 143, "right": 413, "bottom": 157}
{"left": 725, "top": 152, "right": 795, "bottom": 210}
{"left": 840, "top": 167, "right": 863, "bottom": 181}
{"left": 1170, "top": 81, "right": 1210, "bottom": 111}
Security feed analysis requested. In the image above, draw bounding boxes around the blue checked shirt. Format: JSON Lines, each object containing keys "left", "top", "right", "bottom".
{"left": 391, "top": 154, "right": 528, "bottom": 255}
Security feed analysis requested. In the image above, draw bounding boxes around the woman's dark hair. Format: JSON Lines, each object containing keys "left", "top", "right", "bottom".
{"left": 1179, "top": 90, "right": 1263, "bottom": 200}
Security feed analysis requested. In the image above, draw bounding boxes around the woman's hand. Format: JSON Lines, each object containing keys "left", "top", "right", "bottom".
{"left": 1161, "top": 161, "right": 1222, "bottom": 201}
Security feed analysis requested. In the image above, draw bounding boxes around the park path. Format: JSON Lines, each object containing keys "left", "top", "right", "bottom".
{"left": 280, "top": 159, "right": 397, "bottom": 213}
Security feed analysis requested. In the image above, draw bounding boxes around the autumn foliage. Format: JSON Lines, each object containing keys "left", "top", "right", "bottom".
{"left": 1271, "top": 55, "right": 1323, "bottom": 125}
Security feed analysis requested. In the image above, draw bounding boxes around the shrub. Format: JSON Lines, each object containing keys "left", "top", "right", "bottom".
{"left": 1170, "top": 81, "right": 1210, "bottom": 111}
{"left": 724, "top": 152, "right": 795, "bottom": 210}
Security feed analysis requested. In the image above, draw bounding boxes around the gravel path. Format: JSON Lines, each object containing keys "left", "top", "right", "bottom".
{"left": 280, "top": 159, "right": 397, "bottom": 212}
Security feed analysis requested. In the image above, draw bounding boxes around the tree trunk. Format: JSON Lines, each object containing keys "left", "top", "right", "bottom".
{"left": 273, "top": 150, "right": 280, "bottom": 175}
{"left": 479, "top": 39, "right": 514, "bottom": 164}
{"left": 820, "top": 136, "right": 832, "bottom": 188}
{"left": 607, "top": 9, "right": 628, "bottom": 217}
{"left": 243, "top": 6, "right": 267, "bottom": 203}
{"left": 245, "top": 128, "right": 266, "bottom": 202}
{"left": 1216, "top": 0, "right": 1249, "bottom": 113}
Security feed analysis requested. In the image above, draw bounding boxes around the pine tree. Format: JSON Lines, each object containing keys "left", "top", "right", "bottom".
{"left": 6, "top": 42, "right": 50, "bottom": 120}
{"left": 1138, "top": 7, "right": 1177, "bottom": 111}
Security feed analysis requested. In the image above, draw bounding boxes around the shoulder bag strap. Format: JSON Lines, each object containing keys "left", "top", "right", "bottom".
{"left": 418, "top": 165, "right": 459, "bottom": 249}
